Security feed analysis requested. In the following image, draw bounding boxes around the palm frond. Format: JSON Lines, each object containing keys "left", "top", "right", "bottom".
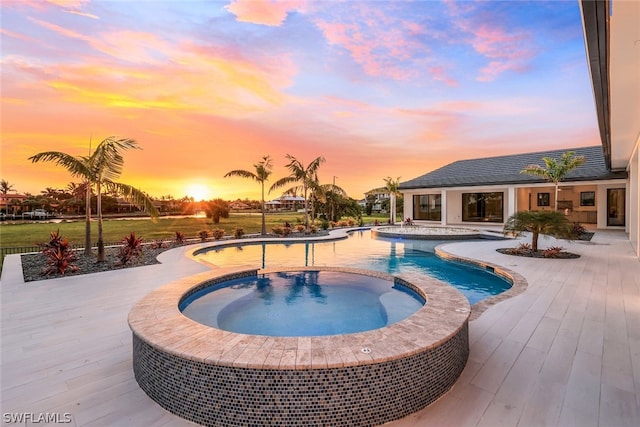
{"left": 269, "top": 176, "right": 297, "bottom": 193}
{"left": 28, "top": 151, "right": 93, "bottom": 179}
{"left": 224, "top": 170, "right": 259, "bottom": 181}
{"left": 108, "top": 181, "right": 159, "bottom": 221}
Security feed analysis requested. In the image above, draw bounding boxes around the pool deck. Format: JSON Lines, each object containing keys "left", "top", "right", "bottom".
{"left": 1, "top": 228, "right": 639, "bottom": 426}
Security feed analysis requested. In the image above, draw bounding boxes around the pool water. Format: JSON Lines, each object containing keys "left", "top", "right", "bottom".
{"left": 194, "top": 230, "right": 511, "bottom": 305}
{"left": 180, "top": 270, "right": 425, "bottom": 336}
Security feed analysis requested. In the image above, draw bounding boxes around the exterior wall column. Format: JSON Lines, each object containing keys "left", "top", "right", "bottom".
{"left": 507, "top": 186, "right": 516, "bottom": 222}
{"left": 441, "top": 190, "right": 447, "bottom": 226}
{"left": 403, "top": 192, "right": 413, "bottom": 221}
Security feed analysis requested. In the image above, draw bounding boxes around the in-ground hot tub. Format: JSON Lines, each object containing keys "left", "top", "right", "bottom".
{"left": 129, "top": 266, "right": 471, "bottom": 427}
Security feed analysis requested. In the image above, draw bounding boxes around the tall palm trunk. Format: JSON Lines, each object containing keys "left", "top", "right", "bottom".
{"left": 96, "top": 181, "right": 105, "bottom": 262}
{"left": 303, "top": 187, "right": 310, "bottom": 231}
{"left": 260, "top": 182, "right": 266, "bottom": 236}
{"left": 84, "top": 181, "right": 92, "bottom": 256}
{"left": 554, "top": 183, "right": 559, "bottom": 211}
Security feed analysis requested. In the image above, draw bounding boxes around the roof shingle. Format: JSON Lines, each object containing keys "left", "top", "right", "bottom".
{"left": 399, "top": 146, "right": 627, "bottom": 190}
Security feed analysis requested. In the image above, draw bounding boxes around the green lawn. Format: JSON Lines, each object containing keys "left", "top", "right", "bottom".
{"left": 0, "top": 212, "right": 392, "bottom": 248}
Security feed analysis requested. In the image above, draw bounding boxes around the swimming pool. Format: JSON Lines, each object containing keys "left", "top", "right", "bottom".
{"left": 193, "top": 229, "right": 511, "bottom": 305}
{"left": 179, "top": 270, "right": 426, "bottom": 336}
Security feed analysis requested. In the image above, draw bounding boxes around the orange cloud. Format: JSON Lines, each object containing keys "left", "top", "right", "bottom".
{"left": 225, "top": 0, "right": 307, "bottom": 26}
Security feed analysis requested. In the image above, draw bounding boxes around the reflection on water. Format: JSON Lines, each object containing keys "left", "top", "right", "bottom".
{"left": 182, "top": 270, "right": 423, "bottom": 336}
{"left": 196, "top": 230, "right": 510, "bottom": 305}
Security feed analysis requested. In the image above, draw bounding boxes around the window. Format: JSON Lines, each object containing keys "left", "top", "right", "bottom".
{"left": 580, "top": 191, "right": 595, "bottom": 206}
{"left": 413, "top": 194, "right": 441, "bottom": 221}
{"left": 462, "top": 192, "right": 503, "bottom": 223}
{"left": 537, "top": 193, "right": 550, "bottom": 207}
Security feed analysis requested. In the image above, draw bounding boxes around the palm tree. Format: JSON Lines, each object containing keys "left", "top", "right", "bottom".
{"left": 224, "top": 156, "right": 273, "bottom": 235}
{"left": 520, "top": 151, "right": 586, "bottom": 211}
{"left": 29, "top": 136, "right": 159, "bottom": 261}
{"left": 503, "top": 210, "right": 574, "bottom": 252}
{"left": 270, "top": 155, "right": 325, "bottom": 232}
{"left": 0, "top": 179, "right": 16, "bottom": 194}
{"left": 383, "top": 176, "right": 401, "bottom": 224}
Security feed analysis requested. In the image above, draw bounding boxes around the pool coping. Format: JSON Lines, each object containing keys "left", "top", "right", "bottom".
{"left": 128, "top": 266, "right": 471, "bottom": 370}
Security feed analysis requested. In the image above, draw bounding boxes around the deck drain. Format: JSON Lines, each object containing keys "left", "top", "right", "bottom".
{"left": 361, "top": 347, "right": 372, "bottom": 354}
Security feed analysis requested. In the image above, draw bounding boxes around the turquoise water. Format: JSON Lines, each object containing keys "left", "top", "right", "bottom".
{"left": 194, "top": 230, "right": 511, "bottom": 305}
{"left": 180, "top": 270, "right": 425, "bottom": 336}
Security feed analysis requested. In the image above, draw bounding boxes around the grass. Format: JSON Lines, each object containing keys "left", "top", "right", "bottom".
{"left": 0, "top": 212, "right": 393, "bottom": 248}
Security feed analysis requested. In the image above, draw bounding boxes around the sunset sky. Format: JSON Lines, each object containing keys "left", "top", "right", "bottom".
{"left": 1, "top": 0, "right": 600, "bottom": 202}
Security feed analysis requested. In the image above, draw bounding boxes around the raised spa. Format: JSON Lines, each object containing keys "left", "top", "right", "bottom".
{"left": 130, "top": 267, "right": 471, "bottom": 427}
{"left": 179, "top": 270, "right": 425, "bottom": 336}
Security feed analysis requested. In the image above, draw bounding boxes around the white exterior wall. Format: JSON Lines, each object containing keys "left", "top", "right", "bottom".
{"left": 402, "top": 179, "right": 626, "bottom": 228}
{"left": 629, "top": 146, "right": 639, "bottom": 257}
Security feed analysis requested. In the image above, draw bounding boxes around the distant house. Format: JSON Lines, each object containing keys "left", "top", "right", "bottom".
{"left": 0, "top": 193, "right": 26, "bottom": 215}
{"left": 399, "top": 146, "right": 628, "bottom": 229}
{"left": 359, "top": 187, "right": 392, "bottom": 213}
{"left": 265, "top": 195, "right": 305, "bottom": 212}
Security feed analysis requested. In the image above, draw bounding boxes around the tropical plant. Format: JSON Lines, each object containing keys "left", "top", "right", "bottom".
{"left": 29, "top": 136, "right": 159, "bottom": 261}
{"left": 383, "top": 176, "right": 401, "bottom": 224}
{"left": 269, "top": 155, "right": 325, "bottom": 232}
{"left": 503, "top": 210, "right": 574, "bottom": 252}
{"left": 542, "top": 246, "right": 565, "bottom": 258}
{"left": 119, "top": 232, "right": 143, "bottom": 265}
{"left": 520, "top": 151, "right": 586, "bottom": 211}
{"left": 40, "top": 230, "right": 78, "bottom": 275}
{"left": 1, "top": 179, "right": 16, "bottom": 194}
{"left": 175, "top": 231, "right": 186, "bottom": 244}
{"left": 224, "top": 156, "right": 273, "bottom": 235}
{"left": 211, "top": 228, "right": 225, "bottom": 240}
{"left": 233, "top": 227, "right": 245, "bottom": 239}
{"left": 205, "top": 199, "right": 230, "bottom": 224}
{"left": 197, "top": 229, "right": 211, "bottom": 241}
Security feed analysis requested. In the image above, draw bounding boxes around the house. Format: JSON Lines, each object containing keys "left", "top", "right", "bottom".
{"left": 265, "top": 195, "right": 305, "bottom": 212}
{"left": 401, "top": 0, "right": 639, "bottom": 259}
{"left": 399, "top": 146, "right": 627, "bottom": 228}
{"left": 359, "top": 187, "right": 392, "bottom": 213}
{"left": 0, "top": 193, "right": 26, "bottom": 215}
{"left": 580, "top": 0, "right": 639, "bottom": 258}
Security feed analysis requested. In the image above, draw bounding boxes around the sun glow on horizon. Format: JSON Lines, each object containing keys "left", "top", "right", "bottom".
{"left": 185, "top": 183, "right": 213, "bottom": 201}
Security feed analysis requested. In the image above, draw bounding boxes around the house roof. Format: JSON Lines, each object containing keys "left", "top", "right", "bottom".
{"left": 399, "top": 146, "right": 628, "bottom": 190}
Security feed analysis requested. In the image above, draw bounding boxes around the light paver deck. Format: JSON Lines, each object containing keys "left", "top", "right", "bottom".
{"left": 1, "top": 229, "right": 638, "bottom": 426}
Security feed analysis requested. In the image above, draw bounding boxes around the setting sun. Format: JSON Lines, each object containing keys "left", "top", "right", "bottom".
{"left": 185, "top": 183, "right": 212, "bottom": 201}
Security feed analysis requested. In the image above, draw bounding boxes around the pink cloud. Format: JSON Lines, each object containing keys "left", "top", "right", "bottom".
{"left": 225, "top": 0, "right": 307, "bottom": 26}
{"left": 445, "top": 1, "right": 537, "bottom": 82}
{"left": 313, "top": 6, "right": 457, "bottom": 85}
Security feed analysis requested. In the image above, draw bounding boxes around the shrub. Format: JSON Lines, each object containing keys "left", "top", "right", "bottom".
{"left": 504, "top": 243, "right": 533, "bottom": 255}
{"left": 295, "top": 224, "right": 305, "bottom": 233}
{"left": 175, "top": 231, "right": 186, "bottom": 244}
{"left": 234, "top": 227, "right": 245, "bottom": 239}
{"left": 197, "top": 229, "right": 211, "bottom": 242}
{"left": 41, "top": 230, "right": 78, "bottom": 275}
{"left": 212, "top": 228, "right": 225, "bottom": 240}
{"left": 320, "top": 219, "right": 330, "bottom": 230}
{"left": 150, "top": 240, "right": 167, "bottom": 249}
{"left": 119, "top": 232, "right": 143, "bottom": 265}
{"left": 570, "top": 222, "right": 587, "bottom": 237}
{"left": 309, "top": 224, "right": 317, "bottom": 234}
{"left": 272, "top": 225, "right": 292, "bottom": 236}
{"left": 205, "top": 199, "right": 230, "bottom": 224}
{"left": 542, "top": 246, "right": 565, "bottom": 258}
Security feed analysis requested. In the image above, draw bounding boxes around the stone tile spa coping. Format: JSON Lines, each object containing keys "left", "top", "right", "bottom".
{"left": 128, "top": 266, "right": 473, "bottom": 371}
